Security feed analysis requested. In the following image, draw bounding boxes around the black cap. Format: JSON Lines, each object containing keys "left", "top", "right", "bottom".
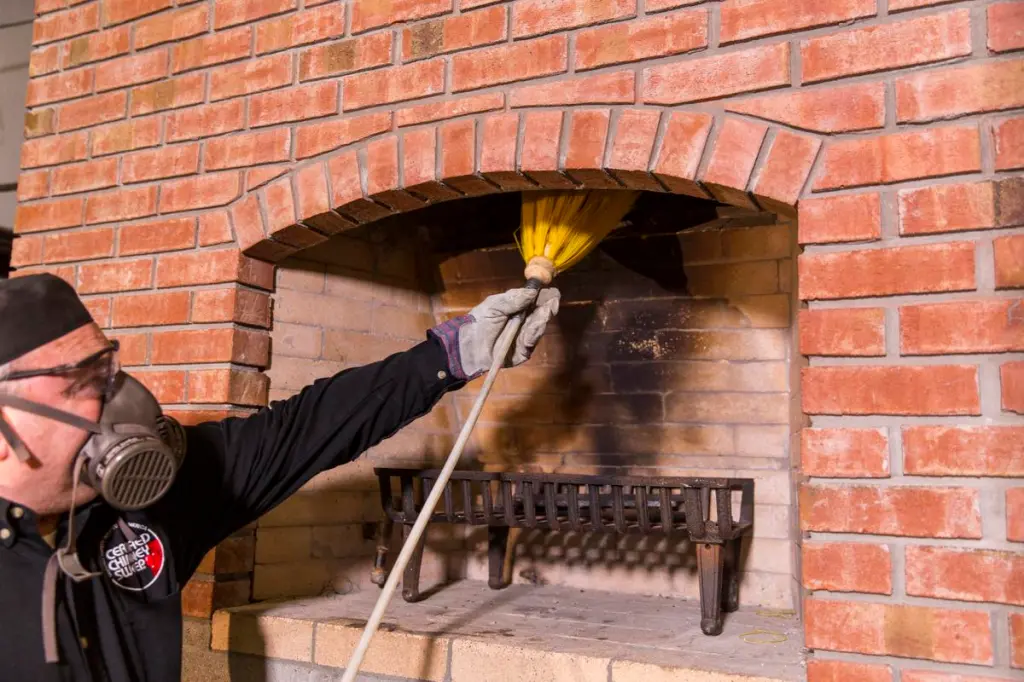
{"left": 0, "top": 274, "right": 95, "bottom": 366}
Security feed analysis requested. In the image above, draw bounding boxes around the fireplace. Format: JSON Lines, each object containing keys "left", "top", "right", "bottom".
{"left": 11, "top": 0, "right": 1022, "bottom": 679}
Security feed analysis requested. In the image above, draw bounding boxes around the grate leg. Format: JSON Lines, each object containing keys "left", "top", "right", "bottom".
{"left": 487, "top": 525, "right": 510, "bottom": 590}
{"left": 370, "top": 517, "right": 394, "bottom": 587}
{"left": 697, "top": 542, "right": 724, "bottom": 636}
{"left": 400, "top": 523, "right": 426, "bottom": 603}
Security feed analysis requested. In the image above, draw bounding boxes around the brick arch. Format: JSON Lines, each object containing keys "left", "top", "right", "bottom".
{"left": 225, "top": 109, "right": 822, "bottom": 265}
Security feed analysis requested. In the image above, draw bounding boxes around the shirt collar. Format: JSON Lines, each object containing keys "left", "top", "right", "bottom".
{"left": 0, "top": 495, "right": 102, "bottom": 549}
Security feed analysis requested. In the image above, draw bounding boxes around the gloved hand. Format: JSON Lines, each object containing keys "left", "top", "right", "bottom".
{"left": 429, "top": 287, "right": 560, "bottom": 381}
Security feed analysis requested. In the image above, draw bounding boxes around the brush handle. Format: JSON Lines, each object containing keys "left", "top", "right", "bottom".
{"left": 339, "top": 284, "right": 540, "bottom": 682}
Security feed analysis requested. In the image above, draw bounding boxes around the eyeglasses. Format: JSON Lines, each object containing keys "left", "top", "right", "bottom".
{"left": 0, "top": 340, "right": 121, "bottom": 402}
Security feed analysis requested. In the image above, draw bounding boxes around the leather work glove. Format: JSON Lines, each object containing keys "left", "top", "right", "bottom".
{"left": 429, "top": 287, "right": 561, "bottom": 381}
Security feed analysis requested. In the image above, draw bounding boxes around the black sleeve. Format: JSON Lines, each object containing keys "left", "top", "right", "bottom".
{"left": 157, "top": 335, "right": 464, "bottom": 578}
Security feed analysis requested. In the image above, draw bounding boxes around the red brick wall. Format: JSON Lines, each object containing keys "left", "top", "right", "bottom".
{"left": 11, "top": 0, "right": 1024, "bottom": 678}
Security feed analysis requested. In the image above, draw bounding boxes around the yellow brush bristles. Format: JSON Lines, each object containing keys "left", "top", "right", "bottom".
{"left": 516, "top": 190, "right": 639, "bottom": 284}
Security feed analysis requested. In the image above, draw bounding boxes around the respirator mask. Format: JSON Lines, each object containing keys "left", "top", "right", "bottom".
{"left": 0, "top": 341, "right": 186, "bottom": 512}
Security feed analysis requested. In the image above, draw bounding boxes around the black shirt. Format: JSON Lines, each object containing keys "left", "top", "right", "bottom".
{"left": 0, "top": 336, "right": 463, "bottom": 682}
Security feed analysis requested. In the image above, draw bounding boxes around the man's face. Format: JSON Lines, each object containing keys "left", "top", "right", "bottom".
{"left": 0, "top": 323, "right": 116, "bottom": 516}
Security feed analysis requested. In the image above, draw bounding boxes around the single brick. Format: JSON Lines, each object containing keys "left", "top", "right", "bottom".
{"left": 479, "top": 113, "right": 527, "bottom": 189}
{"left": 155, "top": 250, "right": 274, "bottom": 290}
{"left": 643, "top": 42, "right": 789, "bottom": 104}
{"left": 172, "top": 26, "right": 251, "bottom": 73}
{"left": 95, "top": 49, "right": 169, "bottom": 93}
{"left": 802, "top": 542, "right": 892, "bottom": 594}
{"left": 209, "top": 53, "right": 293, "bottom": 101}
{"left": 100, "top": 0, "right": 171, "bottom": 26}
{"left": 1014, "top": 614, "right": 1024, "bottom": 668}
{"left": 904, "top": 426, "right": 1024, "bottom": 477}
{"left": 91, "top": 117, "right": 162, "bottom": 156}
{"left": 901, "top": 300, "right": 1024, "bottom": 355}
{"left": 803, "top": 599, "right": 991, "bottom": 664}
{"left": 188, "top": 369, "right": 268, "bottom": 406}
{"left": 58, "top": 91, "right": 127, "bottom": 132}
{"left": 898, "top": 181, "right": 995, "bottom": 236}
{"left": 159, "top": 173, "right": 241, "bottom": 214}
{"left": 205, "top": 129, "right": 290, "bottom": 170}
{"left": 404, "top": 5, "right": 506, "bottom": 61}
{"left": 906, "top": 546, "right": 1024, "bottom": 606}
{"left": 652, "top": 111, "right": 713, "bottom": 197}
{"left": 134, "top": 370, "right": 187, "bottom": 404}
{"left": 33, "top": 3, "right": 99, "bottom": 44}
{"left": 994, "top": 235, "right": 1024, "bottom": 289}
{"left": 298, "top": 33, "right": 393, "bottom": 81}
{"left": 802, "top": 365, "right": 980, "bottom": 416}
{"left": 806, "top": 660, "right": 892, "bottom": 682}
{"left": 607, "top": 109, "right": 661, "bottom": 177}
{"left": 510, "top": 72, "right": 633, "bottom": 107}
{"left": 725, "top": 82, "right": 885, "bottom": 134}
{"left": 903, "top": 672, "right": 1020, "bottom": 682}
{"left": 295, "top": 111, "right": 391, "bottom": 158}
{"left": 994, "top": 116, "right": 1024, "bottom": 171}
{"left": 401, "top": 128, "right": 438, "bottom": 188}
{"left": 43, "top": 227, "right": 114, "bottom": 263}
{"left": 1008, "top": 489, "right": 1024, "bottom": 541}
{"left": 564, "top": 109, "right": 610, "bottom": 172}
{"left": 519, "top": 110, "right": 566, "bottom": 181}
{"left": 798, "top": 193, "right": 880, "bottom": 244}
{"left": 193, "top": 288, "right": 271, "bottom": 327}
{"left": 799, "top": 241, "right": 975, "bottom": 299}
{"left": 130, "top": 73, "right": 205, "bottom": 116}
{"left": 989, "top": 1, "right": 1024, "bottom": 52}
{"left": 199, "top": 211, "right": 233, "bottom": 247}
{"left": 213, "top": 0, "right": 296, "bottom": 29}
{"left": 16, "top": 171, "right": 50, "bottom": 201}
{"left": 1003, "top": 361, "right": 1024, "bottom": 414}
{"left": 801, "top": 484, "right": 982, "bottom": 538}
{"left": 452, "top": 35, "right": 567, "bottom": 92}
{"left": 24, "top": 109, "right": 57, "bottom": 138}
{"left": 799, "top": 308, "right": 885, "bottom": 357}
{"left": 343, "top": 60, "right": 443, "bottom": 111}
{"left": 51, "top": 158, "right": 118, "bottom": 196}
{"left": 30, "top": 44, "right": 61, "bottom": 75}
{"left": 77, "top": 258, "right": 154, "bottom": 294}
{"left": 801, "top": 427, "right": 889, "bottom": 477}
{"left": 440, "top": 119, "right": 476, "bottom": 179}
{"left": 261, "top": 5, "right": 345, "bottom": 53}
{"left": 365, "top": 136, "right": 400, "bottom": 196}
{"left": 21, "top": 132, "right": 88, "bottom": 169}
{"left": 896, "top": 58, "right": 1024, "bottom": 123}
{"left": 250, "top": 81, "right": 338, "bottom": 126}
{"left": 166, "top": 100, "right": 245, "bottom": 142}
{"left": 65, "top": 25, "right": 131, "bottom": 67}
{"left": 111, "top": 291, "right": 190, "bottom": 327}
{"left": 119, "top": 217, "right": 197, "bottom": 256}
{"left": 10, "top": 236, "right": 44, "bottom": 268}
{"left": 122, "top": 143, "right": 200, "bottom": 183}
{"left": 14, "top": 197, "right": 83, "bottom": 233}
{"left": 801, "top": 10, "right": 972, "bottom": 83}
{"left": 700, "top": 117, "right": 768, "bottom": 207}
{"left": 753, "top": 129, "right": 821, "bottom": 210}
{"left": 25, "top": 69, "right": 93, "bottom": 107}
{"left": 721, "top": 0, "right": 876, "bottom": 44}
{"left": 134, "top": 4, "right": 209, "bottom": 49}
{"left": 513, "top": 0, "right": 633, "bottom": 38}
{"left": 398, "top": 93, "right": 504, "bottom": 126}
{"left": 815, "top": 126, "right": 980, "bottom": 191}
{"left": 350, "top": 0, "right": 452, "bottom": 34}
{"left": 85, "top": 186, "right": 158, "bottom": 224}
{"left": 575, "top": 10, "right": 706, "bottom": 70}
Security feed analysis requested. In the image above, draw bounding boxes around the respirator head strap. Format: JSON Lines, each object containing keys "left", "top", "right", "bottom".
{"left": 0, "top": 392, "right": 102, "bottom": 464}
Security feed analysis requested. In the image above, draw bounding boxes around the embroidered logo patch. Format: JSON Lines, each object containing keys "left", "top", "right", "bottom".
{"left": 100, "top": 521, "right": 166, "bottom": 592}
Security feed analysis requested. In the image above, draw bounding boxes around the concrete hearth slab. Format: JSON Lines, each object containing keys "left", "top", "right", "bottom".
{"left": 211, "top": 579, "right": 805, "bottom": 682}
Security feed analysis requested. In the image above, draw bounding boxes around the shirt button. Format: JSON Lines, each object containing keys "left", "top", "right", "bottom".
{"left": 437, "top": 370, "right": 447, "bottom": 380}
{"left": 10, "top": 507, "right": 24, "bottom": 520}
{"left": 0, "top": 528, "right": 10, "bottom": 541}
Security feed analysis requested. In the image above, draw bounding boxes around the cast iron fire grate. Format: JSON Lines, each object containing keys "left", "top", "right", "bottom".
{"left": 369, "top": 468, "right": 755, "bottom": 636}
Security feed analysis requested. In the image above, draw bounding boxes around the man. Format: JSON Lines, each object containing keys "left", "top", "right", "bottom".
{"left": 0, "top": 272, "right": 560, "bottom": 681}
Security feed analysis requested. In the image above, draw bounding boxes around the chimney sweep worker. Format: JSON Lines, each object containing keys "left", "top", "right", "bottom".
{"left": 0, "top": 273, "right": 560, "bottom": 682}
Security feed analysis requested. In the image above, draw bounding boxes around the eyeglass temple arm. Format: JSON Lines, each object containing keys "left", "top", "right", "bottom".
{"left": 0, "top": 394, "right": 102, "bottom": 434}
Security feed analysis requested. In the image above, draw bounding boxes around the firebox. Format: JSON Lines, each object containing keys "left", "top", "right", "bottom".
{"left": 256, "top": 190, "right": 801, "bottom": 619}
